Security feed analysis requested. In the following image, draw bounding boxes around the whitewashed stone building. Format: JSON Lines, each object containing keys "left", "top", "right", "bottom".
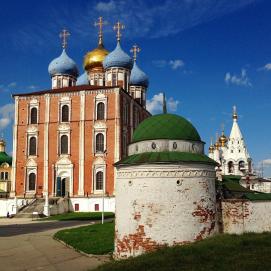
{"left": 114, "top": 113, "right": 218, "bottom": 259}
{"left": 209, "top": 106, "right": 252, "bottom": 176}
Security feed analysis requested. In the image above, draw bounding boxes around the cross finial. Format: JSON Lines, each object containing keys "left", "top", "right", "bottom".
{"left": 233, "top": 105, "right": 238, "bottom": 120}
{"left": 59, "top": 29, "right": 70, "bottom": 49}
{"left": 210, "top": 136, "right": 213, "bottom": 145}
{"left": 221, "top": 123, "right": 225, "bottom": 133}
{"left": 113, "top": 21, "right": 125, "bottom": 42}
{"left": 94, "top": 17, "right": 107, "bottom": 45}
{"left": 130, "top": 44, "right": 141, "bottom": 62}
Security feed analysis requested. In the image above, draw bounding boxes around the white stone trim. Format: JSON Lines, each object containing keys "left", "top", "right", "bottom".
{"left": 129, "top": 139, "right": 204, "bottom": 156}
{"left": 43, "top": 94, "right": 50, "bottom": 195}
{"left": 92, "top": 163, "right": 106, "bottom": 194}
{"left": 58, "top": 97, "right": 71, "bottom": 123}
{"left": 25, "top": 167, "right": 37, "bottom": 192}
{"left": 95, "top": 93, "right": 108, "bottom": 121}
{"left": 10, "top": 97, "right": 19, "bottom": 196}
{"left": 78, "top": 91, "right": 85, "bottom": 196}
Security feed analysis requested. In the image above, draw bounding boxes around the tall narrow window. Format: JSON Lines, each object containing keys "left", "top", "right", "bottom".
{"left": 60, "top": 135, "right": 68, "bottom": 154}
{"left": 96, "top": 171, "right": 103, "bottom": 190}
{"left": 29, "top": 137, "right": 37, "bottom": 156}
{"left": 122, "top": 134, "right": 127, "bottom": 157}
{"left": 124, "top": 73, "right": 127, "bottom": 90}
{"left": 28, "top": 173, "right": 36, "bottom": 191}
{"left": 4, "top": 172, "right": 8, "bottom": 180}
{"left": 61, "top": 105, "right": 69, "bottom": 122}
{"left": 239, "top": 161, "right": 245, "bottom": 171}
{"left": 97, "top": 102, "right": 105, "bottom": 120}
{"left": 0, "top": 172, "right": 4, "bottom": 180}
{"left": 30, "top": 107, "right": 37, "bottom": 124}
{"left": 96, "top": 133, "right": 104, "bottom": 152}
{"left": 112, "top": 73, "right": 117, "bottom": 86}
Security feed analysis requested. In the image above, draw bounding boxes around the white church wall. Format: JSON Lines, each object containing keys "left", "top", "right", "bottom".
{"left": 222, "top": 200, "right": 271, "bottom": 234}
{"left": 69, "top": 197, "right": 115, "bottom": 213}
{"left": 0, "top": 198, "right": 25, "bottom": 217}
{"left": 114, "top": 163, "right": 217, "bottom": 259}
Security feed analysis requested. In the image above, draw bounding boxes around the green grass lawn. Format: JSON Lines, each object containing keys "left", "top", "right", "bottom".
{"left": 94, "top": 232, "right": 271, "bottom": 271}
{"left": 54, "top": 221, "right": 114, "bottom": 255}
{"left": 43, "top": 212, "right": 114, "bottom": 221}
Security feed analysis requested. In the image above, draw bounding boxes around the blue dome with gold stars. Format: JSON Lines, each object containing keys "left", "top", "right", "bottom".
{"left": 48, "top": 49, "right": 79, "bottom": 78}
{"left": 130, "top": 62, "right": 149, "bottom": 87}
{"left": 103, "top": 42, "right": 133, "bottom": 70}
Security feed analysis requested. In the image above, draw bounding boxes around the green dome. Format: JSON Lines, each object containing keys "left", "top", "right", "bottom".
{"left": 132, "top": 114, "right": 201, "bottom": 143}
{"left": 0, "top": 152, "right": 12, "bottom": 165}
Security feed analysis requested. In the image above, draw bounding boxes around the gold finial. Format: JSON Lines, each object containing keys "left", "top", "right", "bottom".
{"left": 233, "top": 105, "right": 238, "bottom": 120}
{"left": 113, "top": 21, "right": 125, "bottom": 42}
{"left": 215, "top": 132, "right": 220, "bottom": 149}
{"left": 59, "top": 29, "right": 70, "bottom": 49}
{"left": 209, "top": 137, "right": 215, "bottom": 153}
{"left": 130, "top": 44, "right": 141, "bottom": 62}
{"left": 94, "top": 17, "right": 107, "bottom": 45}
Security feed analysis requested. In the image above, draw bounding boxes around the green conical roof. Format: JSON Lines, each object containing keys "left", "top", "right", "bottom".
{"left": 0, "top": 152, "right": 12, "bottom": 165}
{"left": 132, "top": 114, "right": 201, "bottom": 143}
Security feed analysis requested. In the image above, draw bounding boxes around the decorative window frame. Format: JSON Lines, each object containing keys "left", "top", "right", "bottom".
{"left": 27, "top": 98, "right": 39, "bottom": 125}
{"left": 58, "top": 130, "right": 71, "bottom": 156}
{"left": 93, "top": 128, "right": 107, "bottom": 156}
{"left": 92, "top": 164, "right": 106, "bottom": 194}
{"left": 95, "top": 94, "right": 107, "bottom": 121}
{"left": 26, "top": 167, "right": 37, "bottom": 192}
{"left": 27, "top": 133, "right": 38, "bottom": 157}
{"left": 59, "top": 96, "right": 71, "bottom": 123}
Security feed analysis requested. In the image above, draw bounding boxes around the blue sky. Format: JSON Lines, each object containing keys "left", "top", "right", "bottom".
{"left": 0, "top": 0, "right": 271, "bottom": 176}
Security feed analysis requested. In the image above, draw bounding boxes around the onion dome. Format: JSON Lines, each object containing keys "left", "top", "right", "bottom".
{"left": 208, "top": 144, "right": 215, "bottom": 153}
{"left": 48, "top": 49, "right": 79, "bottom": 78}
{"left": 84, "top": 44, "right": 109, "bottom": 70}
{"left": 76, "top": 72, "right": 89, "bottom": 86}
{"left": 103, "top": 42, "right": 133, "bottom": 70}
{"left": 219, "top": 131, "right": 228, "bottom": 147}
{"left": 132, "top": 114, "right": 201, "bottom": 143}
{"left": 130, "top": 62, "right": 149, "bottom": 87}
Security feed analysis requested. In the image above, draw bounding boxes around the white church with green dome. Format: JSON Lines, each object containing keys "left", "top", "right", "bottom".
{"left": 114, "top": 105, "right": 218, "bottom": 259}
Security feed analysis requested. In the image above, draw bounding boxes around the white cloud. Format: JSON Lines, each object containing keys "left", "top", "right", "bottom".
{"left": 0, "top": 103, "right": 14, "bottom": 130}
{"left": 224, "top": 69, "right": 252, "bottom": 87}
{"left": 146, "top": 92, "right": 180, "bottom": 114}
{"left": 0, "top": 82, "right": 17, "bottom": 92}
{"left": 169, "top": 60, "right": 185, "bottom": 70}
{"left": 95, "top": 0, "right": 116, "bottom": 12}
{"left": 153, "top": 59, "right": 185, "bottom": 70}
{"left": 7, "top": 82, "right": 17, "bottom": 88}
{"left": 259, "top": 63, "right": 271, "bottom": 71}
{"left": 262, "top": 159, "right": 271, "bottom": 166}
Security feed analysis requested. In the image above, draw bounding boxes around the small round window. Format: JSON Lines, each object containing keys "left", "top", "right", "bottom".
{"left": 151, "top": 142, "right": 156, "bottom": 149}
{"left": 173, "top": 142, "right": 177, "bottom": 149}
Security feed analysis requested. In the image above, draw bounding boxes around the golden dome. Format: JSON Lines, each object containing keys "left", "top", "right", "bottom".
{"left": 83, "top": 44, "right": 109, "bottom": 70}
{"left": 219, "top": 131, "right": 228, "bottom": 147}
{"left": 208, "top": 144, "right": 215, "bottom": 153}
{"left": 214, "top": 141, "right": 220, "bottom": 150}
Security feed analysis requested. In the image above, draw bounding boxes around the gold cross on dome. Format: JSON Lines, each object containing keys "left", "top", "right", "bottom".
{"left": 94, "top": 17, "right": 107, "bottom": 44}
{"left": 130, "top": 44, "right": 141, "bottom": 62}
{"left": 59, "top": 29, "right": 70, "bottom": 49}
{"left": 113, "top": 21, "right": 125, "bottom": 42}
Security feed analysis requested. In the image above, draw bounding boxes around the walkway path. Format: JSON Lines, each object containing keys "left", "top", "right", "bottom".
{"left": 0, "top": 218, "right": 110, "bottom": 271}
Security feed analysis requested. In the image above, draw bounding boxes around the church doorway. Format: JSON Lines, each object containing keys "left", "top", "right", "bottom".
{"left": 56, "top": 177, "right": 70, "bottom": 197}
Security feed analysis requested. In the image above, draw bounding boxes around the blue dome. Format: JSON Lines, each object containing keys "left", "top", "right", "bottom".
{"left": 130, "top": 62, "right": 149, "bottom": 87}
{"left": 76, "top": 72, "right": 89, "bottom": 86}
{"left": 48, "top": 49, "right": 79, "bottom": 78}
{"left": 103, "top": 42, "right": 133, "bottom": 70}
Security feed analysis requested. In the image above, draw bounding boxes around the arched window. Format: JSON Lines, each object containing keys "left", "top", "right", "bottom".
{"left": 239, "top": 161, "right": 245, "bottom": 171}
{"left": 29, "top": 137, "right": 37, "bottom": 156}
{"left": 60, "top": 135, "right": 68, "bottom": 154}
{"left": 28, "top": 173, "right": 36, "bottom": 191}
{"left": 61, "top": 105, "right": 69, "bottom": 122}
{"left": 30, "top": 107, "right": 37, "bottom": 124}
{"left": 228, "top": 161, "right": 234, "bottom": 173}
{"left": 96, "top": 171, "right": 103, "bottom": 190}
{"left": 97, "top": 102, "right": 105, "bottom": 120}
{"left": 112, "top": 73, "right": 117, "bottom": 86}
{"left": 96, "top": 133, "right": 104, "bottom": 152}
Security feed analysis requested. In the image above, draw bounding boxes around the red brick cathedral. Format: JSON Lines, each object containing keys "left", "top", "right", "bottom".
{"left": 10, "top": 18, "right": 150, "bottom": 213}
